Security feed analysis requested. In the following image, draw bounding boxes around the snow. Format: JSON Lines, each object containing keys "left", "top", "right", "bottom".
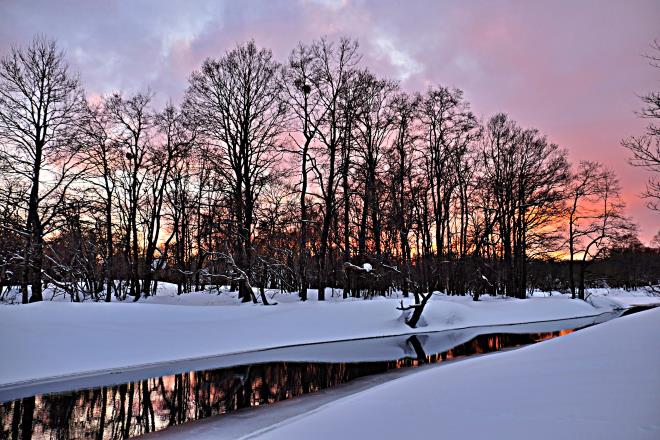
{"left": 1, "top": 285, "right": 657, "bottom": 391}
{"left": 154, "top": 308, "right": 659, "bottom": 440}
{"left": 142, "top": 364, "right": 440, "bottom": 440}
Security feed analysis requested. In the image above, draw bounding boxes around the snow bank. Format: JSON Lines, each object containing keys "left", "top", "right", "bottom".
{"left": 249, "top": 308, "right": 660, "bottom": 440}
{"left": 0, "top": 290, "right": 633, "bottom": 389}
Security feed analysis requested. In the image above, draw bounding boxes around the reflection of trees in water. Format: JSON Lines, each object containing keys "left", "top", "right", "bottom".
{"left": 0, "top": 363, "right": 361, "bottom": 439}
{"left": 0, "top": 330, "right": 569, "bottom": 439}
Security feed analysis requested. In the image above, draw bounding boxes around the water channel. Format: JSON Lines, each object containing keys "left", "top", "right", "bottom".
{"left": 0, "top": 311, "right": 624, "bottom": 440}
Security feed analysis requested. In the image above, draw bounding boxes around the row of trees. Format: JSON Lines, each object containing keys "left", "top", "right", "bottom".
{"left": 0, "top": 36, "right": 656, "bottom": 308}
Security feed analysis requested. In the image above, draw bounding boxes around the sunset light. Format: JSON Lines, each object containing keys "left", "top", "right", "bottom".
{"left": 0, "top": 1, "right": 658, "bottom": 440}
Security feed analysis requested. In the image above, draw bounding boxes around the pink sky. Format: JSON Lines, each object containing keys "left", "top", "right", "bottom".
{"left": 1, "top": 0, "right": 658, "bottom": 242}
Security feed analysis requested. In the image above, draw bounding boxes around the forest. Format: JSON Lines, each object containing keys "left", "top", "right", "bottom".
{"left": 0, "top": 36, "right": 658, "bottom": 308}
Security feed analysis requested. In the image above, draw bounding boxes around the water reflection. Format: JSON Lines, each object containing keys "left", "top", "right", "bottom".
{"left": 0, "top": 330, "right": 574, "bottom": 440}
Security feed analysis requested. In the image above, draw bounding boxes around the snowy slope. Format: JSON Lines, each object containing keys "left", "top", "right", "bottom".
{"left": 1, "top": 286, "right": 657, "bottom": 390}
{"left": 245, "top": 308, "right": 660, "bottom": 440}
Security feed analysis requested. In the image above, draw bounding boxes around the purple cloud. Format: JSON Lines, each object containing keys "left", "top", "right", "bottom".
{"left": 1, "top": 0, "right": 658, "bottom": 240}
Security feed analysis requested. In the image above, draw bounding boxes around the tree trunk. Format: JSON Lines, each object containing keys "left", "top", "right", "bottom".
{"left": 299, "top": 138, "right": 309, "bottom": 301}
{"left": 569, "top": 238, "right": 576, "bottom": 300}
{"left": 20, "top": 396, "right": 35, "bottom": 440}
{"left": 29, "top": 234, "right": 43, "bottom": 302}
{"left": 318, "top": 147, "right": 336, "bottom": 302}
{"left": 578, "top": 262, "right": 586, "bottom": 300}
{"left": 27, "top": 144, "right": 43, "bottom": 303}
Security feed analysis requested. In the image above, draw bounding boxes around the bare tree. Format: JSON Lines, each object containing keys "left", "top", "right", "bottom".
{"left": 622, "top": 40, "right": 660, "bottom": 210}
{"left": 386, "top": 92, "right": 419, "bottom": 297}
{"left": 0, "top": 34, "right": 654, "bottom": 308}
{"left": 282, "top": 42, "right": 326, "bottom": 301}
{"left": 419, "top": 86, "right": 479, "bottom": 293}
{"left": 0, "top": 174, "right": 27, "bottom": 301}
{"left": 568, "top": 167, "right": 633, "bottom": 299}
{"left": 81, "top": 100, "right": 119, "bottom": 302}
{"left": 105, "top": 91, "right": 154, "bottom": 300}
{"left": 166, "top": 140, "right": 198, "bottom": 295}
{"left": 185, "top": 41, "right": 286, "bottom": 303}
{"left": 0, "top": 36, "right": 87, "bottom": 302}
{"left": 306, "top": 38, "right": 360, "bottom": 301}
{"left": 480, "top": 114, "right": 569, "bottom": 298}
{"left": 566, "top": 161, "right": 608, "bottom": 298}
{"left": 352, "top": 70, "right": 397, "bottom": 261}
{"left": 140, "top": 104, "right": 196, "bottom": 297}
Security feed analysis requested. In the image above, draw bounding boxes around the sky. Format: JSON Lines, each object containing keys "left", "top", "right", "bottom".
{"left": 0, "top": 0, "right": 658, "bottom": 242}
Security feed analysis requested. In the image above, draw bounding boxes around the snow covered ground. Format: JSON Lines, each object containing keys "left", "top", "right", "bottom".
{"left": 145, "top": 307, "right": 660, "bottom": 440}
{"left": 1, "top": 284, "right": 658, "bottom": 392}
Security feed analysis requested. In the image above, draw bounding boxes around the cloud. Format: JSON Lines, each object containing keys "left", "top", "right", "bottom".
{"left": 373, "top": 34, "right": 423, "bottom": 80}
{"left": 0, "top": 0, "right": 658, "bottom": 240}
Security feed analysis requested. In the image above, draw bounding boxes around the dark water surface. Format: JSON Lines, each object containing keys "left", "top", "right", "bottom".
{"left": 0, "top": 313, "right": 622, "bottom": 440}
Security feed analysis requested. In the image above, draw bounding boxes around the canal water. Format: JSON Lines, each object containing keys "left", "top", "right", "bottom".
{"left": 0, "top": 313, "right": 621, "bottom": 440}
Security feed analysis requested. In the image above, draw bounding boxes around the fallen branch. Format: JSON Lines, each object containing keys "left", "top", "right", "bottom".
{"left": 396, "top": 292, "right": 434, "bottom": 328}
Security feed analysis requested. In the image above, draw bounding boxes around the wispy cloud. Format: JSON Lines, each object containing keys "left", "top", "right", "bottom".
{"left": 0, "top": 0, "right": 658, "bottom": 239}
